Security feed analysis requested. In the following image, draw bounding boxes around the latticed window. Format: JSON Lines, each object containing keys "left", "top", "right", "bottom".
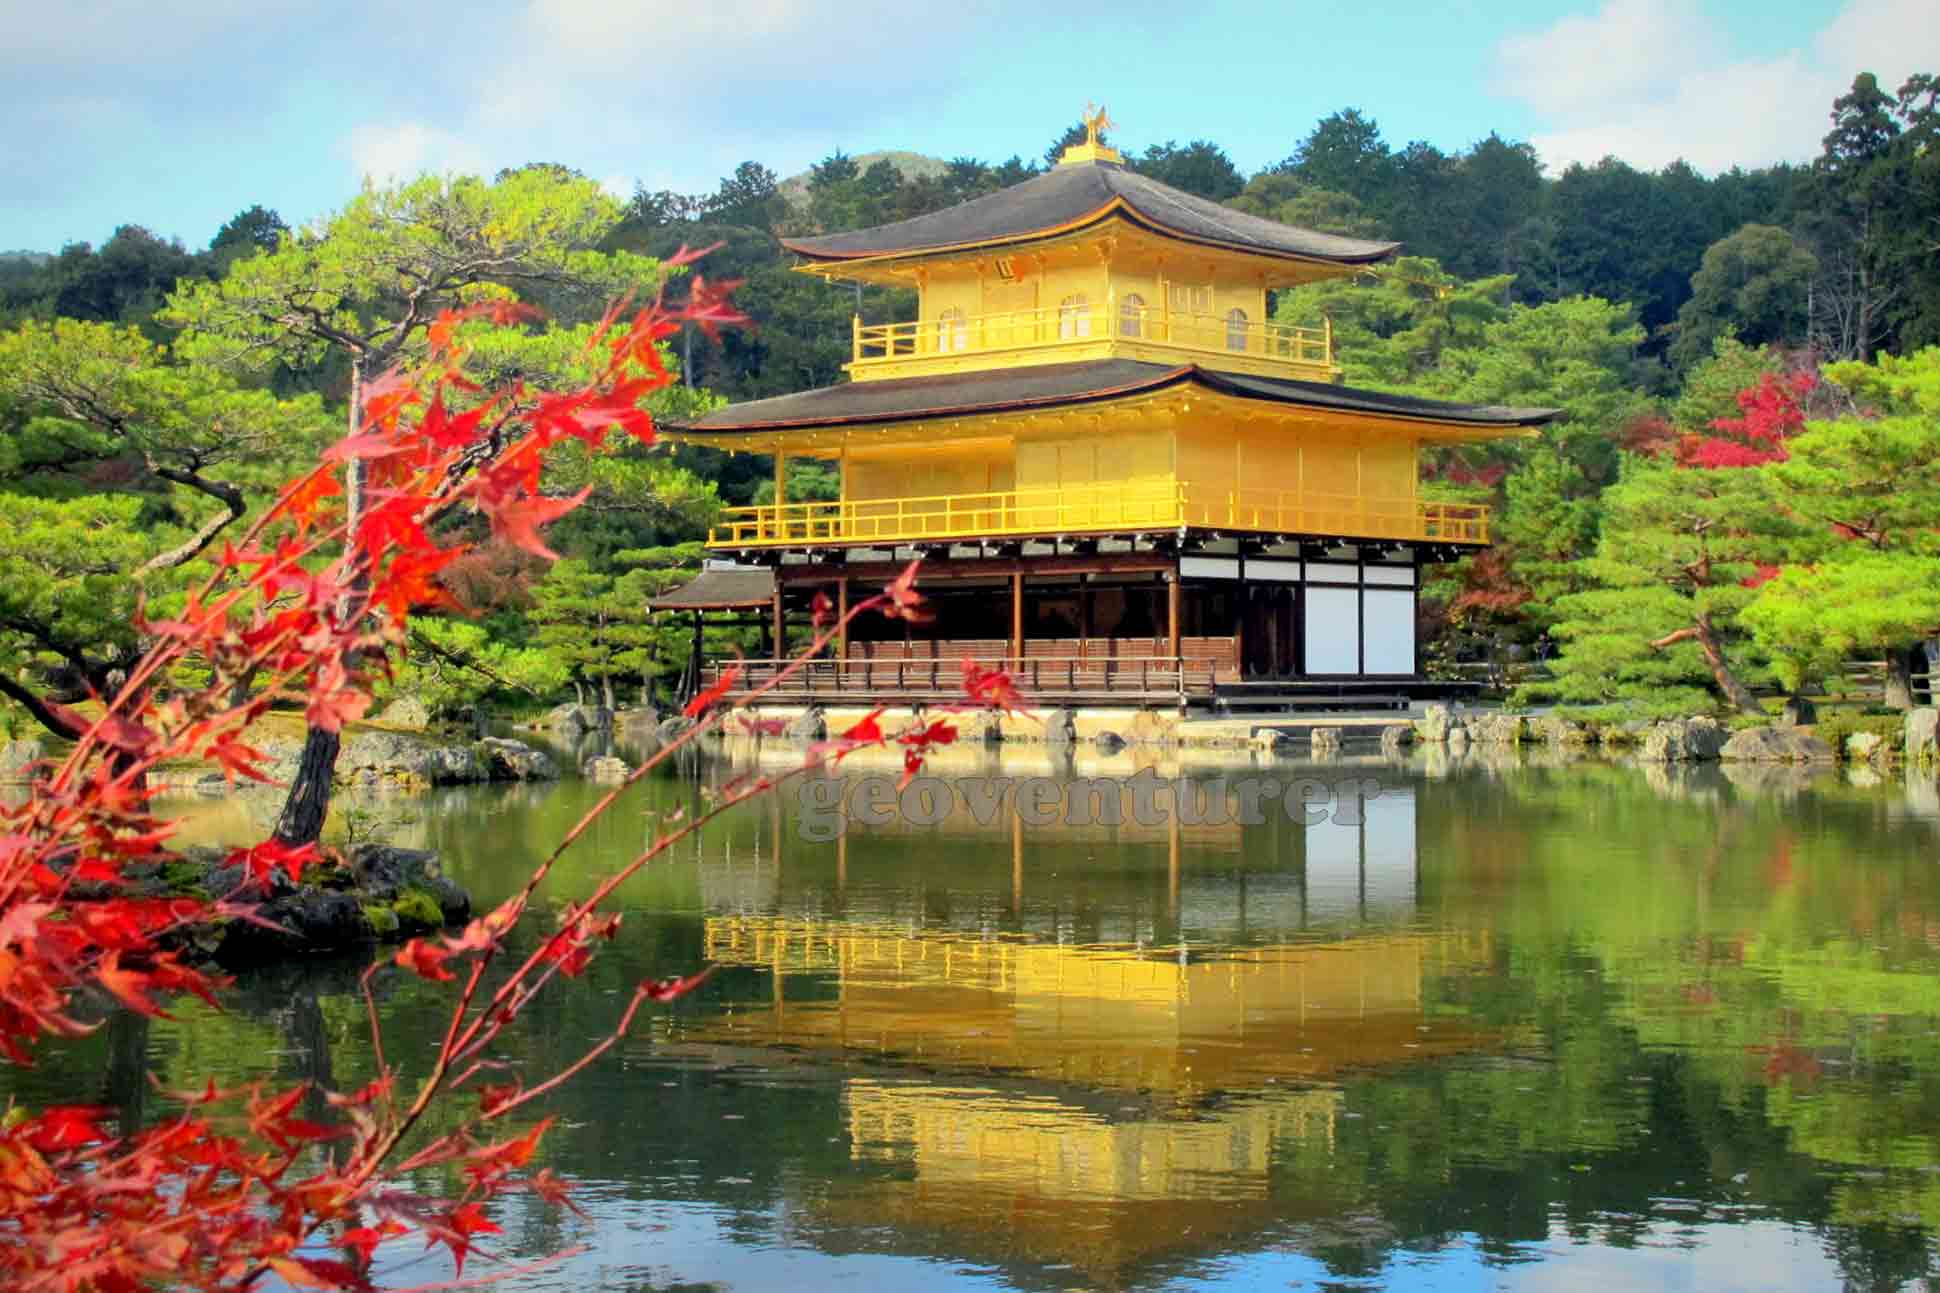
{"left": 936, "top": 307, "right": 968, "bottom": 353}
{"left": 1059, "top": 294, "right": 1091, "bottom": 339}
{"left": 1168, "top": 284, "right": 1211, "bottom": 316}
{"left": 1119, "top": 293, "right": 1145, "bottom": 338}
{"left": 1226, "top": 307, "right": 1249, "bottom": 351}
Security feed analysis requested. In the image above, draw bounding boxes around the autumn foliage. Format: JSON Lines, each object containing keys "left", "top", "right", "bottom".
{"left": 0, "top": 256, "right": 1023, "bottom": 1290}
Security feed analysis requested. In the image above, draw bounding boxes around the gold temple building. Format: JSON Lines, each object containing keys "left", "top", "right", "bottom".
{"left": 667, "top": 113, "right": 1556, "bottom": 708}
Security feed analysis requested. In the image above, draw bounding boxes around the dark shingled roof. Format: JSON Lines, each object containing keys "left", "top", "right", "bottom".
{"left": 648, "top": 565, "right": 775, "bottom": 610}
{"left": 781, "top": 160, "right": 1399, "bottom": 266}
{"left": 677, "top": 360, "right": 1559, "bottom": 433}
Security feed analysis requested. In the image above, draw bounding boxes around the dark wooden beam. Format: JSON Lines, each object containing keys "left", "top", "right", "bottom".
{"left": 776, "top": 551, "right": 1174, "bottom": 584}
{"left": 1166, "top": 572, "right": 1181, "bottom": 661}
{"left": 1010, "top": 572, "right": 1023, "bottom": 661}
{"left": 836, "top": 575, "right": 849, "bottom": 661}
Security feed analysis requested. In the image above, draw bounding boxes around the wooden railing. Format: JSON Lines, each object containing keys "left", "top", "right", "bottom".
{"left": 1180, "top": 488, "right": 1491, "bottom": 546}
{"left": 707, "top": 638, "right": 1241, "bottom": 702}
{"left": 708, "top": 480, "right": 1182, "bottom": 546}
{"left": 852, "top": 302, "right": 1335, "bottom": 378}
{"left": 707, "top": 482, "right": 1489, "bottom": 547}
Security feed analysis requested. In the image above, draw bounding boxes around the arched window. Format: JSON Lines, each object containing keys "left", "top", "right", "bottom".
{"left": 1059, "top": 293, "right": 1091, "bottom": 340}
{"left": 1118, "top": 293, "right": 1146, "bottom": 338}
{"left": 1225, "top": 307, "right": 1249, "bottom": 352}
{"left": 936, "top": 307, "right": 968, "bottom": 353}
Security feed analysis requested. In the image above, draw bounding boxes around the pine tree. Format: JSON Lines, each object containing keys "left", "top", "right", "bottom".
{"left": 1745, "top": 348, "right": 1940, "bottom": 707}
{"left": 1541, "top": 455, "right": 1799, "bottom": 716}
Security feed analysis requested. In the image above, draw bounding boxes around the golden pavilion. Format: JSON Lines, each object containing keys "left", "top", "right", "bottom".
{"left": 668, "top": 112, "right": 1556, "bottom": 709}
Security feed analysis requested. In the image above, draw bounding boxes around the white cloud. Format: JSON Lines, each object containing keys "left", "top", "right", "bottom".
{"left": 1495, "top": 0, "right": 1718, "bottom": 117}
{"left": 342, "top": 121, "right": 489, "bottom": 184}
{"left": 1496, "top": 0, "right": 1940, "bottom": 174}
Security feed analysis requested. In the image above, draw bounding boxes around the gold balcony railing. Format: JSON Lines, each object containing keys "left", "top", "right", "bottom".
{"left": 706, "top": 482, "right": 1488, "bottom": 547}
{"left": 851, "top": 302, "right": 1334, "bottom": 378}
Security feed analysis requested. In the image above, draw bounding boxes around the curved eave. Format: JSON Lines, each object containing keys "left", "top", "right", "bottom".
{"left": 781, "top": 196, "right": 1400, "bottom": 273}
{"left": 680, "top": 365, "right": 1192, "bottom": 436}
{"left": 665, "top": 363, "right": 1558, "bottom": 452}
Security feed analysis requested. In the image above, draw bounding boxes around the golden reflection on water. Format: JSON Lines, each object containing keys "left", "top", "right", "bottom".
{"left": 692, "top": 916, "right": 1486, "bottom": 1278}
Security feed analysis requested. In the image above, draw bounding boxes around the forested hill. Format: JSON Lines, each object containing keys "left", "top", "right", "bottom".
{"left": 7, "top": 78, "right": 1934, "bottom": 400}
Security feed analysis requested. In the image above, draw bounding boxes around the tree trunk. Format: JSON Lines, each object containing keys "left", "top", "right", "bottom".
{"left": 273, "top": 725, "right": 341, "bottom": 847}
{"left": 1885, "top": 648, "right": 1916, "bottom": 712}
{"left": 1694, "top": 613, "right": 1764, "bottom": 716}
{"left": 601, "top": 672, "right": 615, "bottom": 712}
{"left": 272, "top": 358, "right": 369, "bottom": 848}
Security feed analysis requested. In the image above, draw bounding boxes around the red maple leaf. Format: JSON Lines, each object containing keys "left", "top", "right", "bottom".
{"left": 682, "top": 663, "right": 741, "bottom": 718}
{"left": 641, "top": 966, "right": 715, "bottom": 1002}
{"left": 21, "top": 1104, "right": 115, "bottom": 1153}
{"left": 961, "top": 660, "right": 1026, "bottom": 713}
{"left": 226, "top": 838, "right": 318, "bottom": 888}
{"left": 485, "top": 487, "right": 590, "bottom": 561}
{"left": 882, "top": 558, "right": 932, "bottom": 623}
{"left": 394, "top": 937, "right": 455, "bottom": 982}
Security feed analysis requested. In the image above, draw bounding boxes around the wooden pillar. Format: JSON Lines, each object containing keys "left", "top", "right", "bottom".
{"left": 1010, "top": 572, "right": 1024, "bottom": 663}
{"left": 1233, "top": 557, "right": 1246, "bottom": 679}
{"left": 1166, "top": 570, "right": 1182, "bottom": 660}
{"left": 771, "top": 585, "right": 785, "bottom": 662}
{"left": 773, "top": 451, "right": 788, "bottom": 506}
{"left": 836, "top": 576, "right": 849, "bottom": 662}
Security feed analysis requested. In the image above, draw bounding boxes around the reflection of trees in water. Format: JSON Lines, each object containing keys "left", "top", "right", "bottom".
{"left": 26, "top": 757, "right": 1940, "bottom": 1289}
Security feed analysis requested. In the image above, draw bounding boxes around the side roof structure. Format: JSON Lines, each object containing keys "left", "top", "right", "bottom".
{"left": 781, "top": 160, "right": 1398, "bottom": 267}
{"left": 647, "top": 565, "right": 775, "bottom": 611}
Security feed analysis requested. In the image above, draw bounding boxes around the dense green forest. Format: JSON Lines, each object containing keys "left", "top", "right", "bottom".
{"left": 0, "top": 71, "right": 1936, "bottom": 727}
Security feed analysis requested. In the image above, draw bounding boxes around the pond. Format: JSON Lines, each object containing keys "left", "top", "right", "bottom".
{"left": 8, "top": 741, "right": 1940, "bottom": 1291}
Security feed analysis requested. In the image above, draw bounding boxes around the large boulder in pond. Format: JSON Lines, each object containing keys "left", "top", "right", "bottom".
{"left": 376, "top": 695, "right": 432, "bottom": 731}
{"left": 337, "top": 730, "right": 485, "bottom": 787}
{"left": 1719, "top": 725, "right": 1835, "bottom": 764}
{"left": 1042, "top": 708, "right": 1078, "bottom": 748}
{"left": 194, "top": 843, "right": 471, "bottom": 964}
{"left": 1466, "top": 713, "right": 1525, "bottom": 746}
{"left": 582, "top": 754, "right": 631, "bottom": 783}
{"left": 476, "top": 736, "right": 558, "bottom": 782}
{"left": 1907, "top": 708, "right": 1939, "bottom": 766}
{"left": 547, "top": 703, "right": 612, "bottom": 735}
{"left": 1639, "top": 717, "right": 1726, "bottom": 763}
{"left": 784, "top": 707, "right": 828, "bottom": 744}
{"left": 348, "top": 845, "right": 472, "bottom": 925}
{"left": 1416, "top": 704, "right": 1462, "bottom": 744}
{"left": 1532, "top": 715, "right": 1594, "bottom": 747}
{"left": 1847, "top": 730, "right": 1889, "bottom": 765}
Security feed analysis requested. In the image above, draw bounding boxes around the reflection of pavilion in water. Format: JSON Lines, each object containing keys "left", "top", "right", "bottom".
{"left": 695, "top": 917, "right": 1487, "bottom": 1280}
{"left": 702, "top": 762, "right": 1424, "bottom": 937}
{"left": 683, "top": 771, "right": 1485, "bottom": 1282}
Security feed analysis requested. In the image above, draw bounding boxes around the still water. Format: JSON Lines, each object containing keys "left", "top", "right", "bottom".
{"left": 10, "top": 741, "right": 1940, "bottom": 1291}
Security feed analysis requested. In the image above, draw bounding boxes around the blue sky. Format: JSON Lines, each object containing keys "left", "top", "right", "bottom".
{"left": 4, "top": 0, "right": 1936, "bottom": 253}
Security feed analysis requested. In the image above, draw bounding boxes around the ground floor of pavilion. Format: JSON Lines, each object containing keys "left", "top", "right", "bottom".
{"left": 663, "top": 532, "right": 1474, "bottom": 711}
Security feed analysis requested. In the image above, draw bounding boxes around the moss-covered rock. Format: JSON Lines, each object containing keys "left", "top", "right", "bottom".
{"left": 392, "top": 887, "right": 445, "bottom": 932}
